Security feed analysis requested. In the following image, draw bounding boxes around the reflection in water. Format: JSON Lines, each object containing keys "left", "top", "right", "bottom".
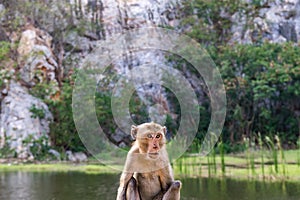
{"left": 181, "top": 177, "right": 300, "bottom": 200}
{"left": 0, "top": 172, "right": 299, "bottom": 200}
{"left": 0, "top": 172, "right": 119, "bottom": 200}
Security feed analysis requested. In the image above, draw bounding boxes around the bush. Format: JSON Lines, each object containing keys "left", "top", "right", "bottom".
{"left": 179, "top": 0, "right": 300, "bottom": 150}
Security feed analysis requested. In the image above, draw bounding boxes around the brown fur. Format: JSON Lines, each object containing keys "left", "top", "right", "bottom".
{"left": 116, "top": 122, "right": 181, "bottom": 200}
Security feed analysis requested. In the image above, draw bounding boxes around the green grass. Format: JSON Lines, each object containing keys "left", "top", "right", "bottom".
{"left": 1, "top": 150, "right": 299, "bottom": 182}
{"left": 0, "top": 163, "right": 119, "bottom": 174}
{"left": 173, "top": 150, "right": 300, "bottom": 182}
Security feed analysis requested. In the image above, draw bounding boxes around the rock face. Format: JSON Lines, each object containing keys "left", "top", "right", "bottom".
{"left": 0, "top": 25, "right": 57, "bottom": 158}
{"left": 100, "top": 0, "right": 181, "bottom": 145}
{"left": 101, "top": 0, "right": 181, "bottom": 35}
{"left": 0, "top": 82, "right": 53, "bottom": 158}
{"left": 2, "top": 0, "right": 300, "bottom": 154}
{"left": 66, "top": 0, "right": 182, "bottom": 146}
{"left": 230, "top": 0, "right": 300, "bottom": 44}
{"left": 0, "top": 0, "right": 183, "bottom": 154}
{"left": 17, "top": 27, "right": 59, "bottom": 97}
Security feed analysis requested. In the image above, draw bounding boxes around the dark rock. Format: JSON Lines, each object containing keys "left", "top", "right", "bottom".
{"left": 279, "top": 21, "right": 298, "bottom": 42}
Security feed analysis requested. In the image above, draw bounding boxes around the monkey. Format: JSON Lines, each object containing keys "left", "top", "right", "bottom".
{"left": 116, "top": 122, "right": 181, "bottom": 200}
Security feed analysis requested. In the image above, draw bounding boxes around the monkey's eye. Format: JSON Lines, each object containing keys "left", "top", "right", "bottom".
{"left": 156, "top": 134, "right": 161, "bottom": 139}
{"left": 147, "top": 134, "right": 152, "bottom": 139}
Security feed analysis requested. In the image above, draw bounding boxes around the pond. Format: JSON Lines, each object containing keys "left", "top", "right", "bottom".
{"left": 0, "top": 171, "right": 299, "bottom": 200}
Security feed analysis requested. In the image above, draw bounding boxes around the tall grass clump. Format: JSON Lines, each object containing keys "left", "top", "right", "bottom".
{"left": 205, "top": 133, "right": 218, "bottom": 177}
{"left": 250, "top": 138, "right": 256, "bottom": 176}
{"left": 244, "top": 137, "right": 255, "bottom": 176}
{"left": 218, "top": 140, "right": 226, "bottom": 176}
{"left": 207, "top": 154, "right": 211, "bottom": 177}
{"left": 198, "top": 156, "right": 202, "bottom": 177}
{"left": 258, "top": 133, "right": 265, "bottom": 178}
{"left": 265, "top": 136, "right": 278, "bottom": 174}
{"left": 178, "top": 157, "right": 183, "bottom": 174}
{"left": 244, "top": 137, "right": 250, "bottom": 176}
{"left": 191, "top": 142, "right": 202, "bottom": 177}
{"left": 212, "top": 148, "right": 217, "bottom": 175}
{"left": 297, "top": 137, "right": 300, "bottom": 167}
{"left": 275, "top": 135, "right": 286, "bottom": 176}
{"left": 206, "top": 152, "right": 216, "bottom": 177}
{"left": 194, "top": 142, "right": 202, "bottom": 176}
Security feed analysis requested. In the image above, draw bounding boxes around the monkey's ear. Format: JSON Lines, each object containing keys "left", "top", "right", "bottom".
{"left": 162, "top": 126, "right": 167, "bottom": 134}
{"left": 131, "top": 125, "right": 138, "bottom": 140}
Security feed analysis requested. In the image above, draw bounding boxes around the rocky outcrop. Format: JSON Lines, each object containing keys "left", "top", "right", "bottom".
{"left": 101, "top": 0, "right": 181, "bottom": 35}
{"left": 99, "top": 0, "right": 182, "bottom": 144}
{"left": 0, "top": 24, "right": 57, "bottom": 158}
{"left": 0, "top": 82, "right": 53, "bottom": 159}
{"left": 66, "top": 150, "right": 87, "bottom": 162}
{"left": 17, "top": 27, "right": 59, "bottom": 97}
{"left": 66, "top": 0, "right": 182, "bottom": 146}
{"left": 2, "top": 0, "right": 300, "bottom": 155}
{"left": 0, "top": 0, "right": 183, "bottom": 154}
{"left": 230, "top": 0, "right": 300, "bottom": 44}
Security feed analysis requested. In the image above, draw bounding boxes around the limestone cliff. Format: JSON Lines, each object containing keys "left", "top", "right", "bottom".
{"left": 0, "top": 0, "right": 299, "bottom": 159}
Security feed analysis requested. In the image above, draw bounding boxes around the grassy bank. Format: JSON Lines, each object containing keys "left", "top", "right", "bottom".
{"left": 173, "top": 150, "right": 300, "bottom": 182}
{"left": 0, "top": 163, "right": 119, "bottom": 174}
{"left": 0, "top": 150, "right": 299, "bottom": 182}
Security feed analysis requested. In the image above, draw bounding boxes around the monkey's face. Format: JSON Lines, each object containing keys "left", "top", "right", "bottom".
{"left": 131, "top": 122, "right": 166, "bottom": 159}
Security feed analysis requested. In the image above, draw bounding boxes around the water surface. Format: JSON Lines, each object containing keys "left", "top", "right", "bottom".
{"left": 0, "top": 172, "right": 299, "bottom": 200}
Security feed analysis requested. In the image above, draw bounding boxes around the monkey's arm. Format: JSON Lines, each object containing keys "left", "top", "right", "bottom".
{"left": 159, "top": 164, "right": 174, "bottom": 191}
{"left": 116, "top": 147, "right": 138, "bottom": 200}
{"left": 116, "top": 171, "right": 134, "bottom": 200}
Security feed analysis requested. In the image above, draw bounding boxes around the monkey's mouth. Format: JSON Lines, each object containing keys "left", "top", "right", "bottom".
{"left": 148, "top": 152, "right": 159, "bottom": 159}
